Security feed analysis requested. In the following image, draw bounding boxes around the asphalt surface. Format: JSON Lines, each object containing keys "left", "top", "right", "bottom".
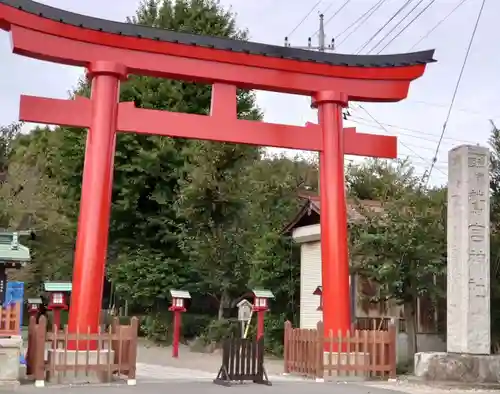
{"left": 0, "top": 381, "right": 408, "bottom": 394}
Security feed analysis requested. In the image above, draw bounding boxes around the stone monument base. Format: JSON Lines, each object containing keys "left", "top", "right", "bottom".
{"left": 46, "top": 348, "right": 116, "bottom": 385}
{"left": 0, "top": 336, "right": 22, "bottom": 385}
{"left": 415, "top": 352, "right": 500, "bottom": 383}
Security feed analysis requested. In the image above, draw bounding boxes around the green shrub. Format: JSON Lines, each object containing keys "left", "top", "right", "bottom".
{"left": 100, "top": 314, "right": 134, "bottom": 328}
{"left": 199, "top": 318, "right": 241, "bottom": 344}
{"left": 182, "top": 314, "right": 212, "bottom": 339}
{"left": 262, "top": 313, "right": 287, "bottom": 356}
{"left": 140, "top": 312, "right": 172, "bottom": 345}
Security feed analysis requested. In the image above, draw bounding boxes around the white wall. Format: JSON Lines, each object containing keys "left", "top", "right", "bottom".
{"left": 299, "top": 241, "right": 322, "bottom": 329}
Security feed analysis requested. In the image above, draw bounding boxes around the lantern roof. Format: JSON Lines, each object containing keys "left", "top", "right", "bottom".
{"left": 237, "top": 299, "right": 252, "bottom": 308}
{"left": 170, "top": 289, "right": 191, "bottom": 299}
{"left": 27, "top": 297, "right": 42, "bottom": 304}
{"left": 0, "top": 231, "right": 31, "bottom": 264}
{"left": 252, "top": 289, "right": 274, "bottom": 299}
{"left": 44, "top": 281, "right": 72, "bottom": 292}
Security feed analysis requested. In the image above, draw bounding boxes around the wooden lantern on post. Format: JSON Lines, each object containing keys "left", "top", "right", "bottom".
{"left": 44, "top": 281, "right": 72, "bottom": 330}
{"left": 313, "top": 286, "right": 323, "bottom": 311}
{"left": 168, "top": 289, "right": 191, "bottom": 358}
{"left": 27, "top": 297, "right": 43, "bottom": 317}
{"left": 251, "top": 289, "right": 274, "bottom": 340}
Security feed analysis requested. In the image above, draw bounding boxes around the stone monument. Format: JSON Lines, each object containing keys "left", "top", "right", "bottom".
{"left": 414, "top": 145, "right": 500, "bottom": 382}
{"left": 447, "top": 145, "right": 490, "bottom": 354}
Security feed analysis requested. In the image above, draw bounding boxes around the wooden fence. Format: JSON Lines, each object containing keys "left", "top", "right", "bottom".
{"left": 284, "top": 320, "right": 396, "bottom": 380}
{"left": 26, "top": 315, "right": 138, "bottom": 386}
{"left": 0, "top": 302, "right": 21, "bottom": 336}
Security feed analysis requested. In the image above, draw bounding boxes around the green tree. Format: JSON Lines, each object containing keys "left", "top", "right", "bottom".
{"left": 0, "top": 123, "right": 74, "bottom": 294}
{"left": 246, "top": 156, "right": 318, "bottom": 305}
{"left": 243, "top": 155, "right": 317, "bottom": 354}
{"left": 348, "top": 160, "right": 446, "bottom": 360}
{"left": 176, "top": 141, "right": 261, "bottom": 319}
{"left": 346, "top": 158, "right": 418, "bottom": 200}
{"left": 39, "top": 0, "right": 259, "bottom": 310}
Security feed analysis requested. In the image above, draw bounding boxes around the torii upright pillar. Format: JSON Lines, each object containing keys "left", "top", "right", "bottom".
{"left": 314, "top": 91, "right": 352, "bottom": 337}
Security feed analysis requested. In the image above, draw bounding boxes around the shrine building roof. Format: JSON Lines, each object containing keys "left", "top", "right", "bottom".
{"left": 282, "top": 195, "right": 383, "bottom": 234}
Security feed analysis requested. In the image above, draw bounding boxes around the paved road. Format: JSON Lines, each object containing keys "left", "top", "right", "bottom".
{"left": 1, "top": 381, "right": 408, "bottom": 394}
{"left": 135, "top": 341, "right": 286, "bottom": 376}
{"left": 135, "top": 362, "right": 305, "bottom": 383}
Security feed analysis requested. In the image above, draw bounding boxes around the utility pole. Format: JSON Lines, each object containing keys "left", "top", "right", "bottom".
{"left": 284, "top": 12, "right": 351, "bottom": 196}
{"left": 284, "top": 13, "right": 351, "bottom": 120}
{"left": 284, "top": 14, "right": 335, "bottom": 52}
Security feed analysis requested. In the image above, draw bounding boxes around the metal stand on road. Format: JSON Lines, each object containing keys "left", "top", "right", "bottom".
{"left": 213, "top": 337, "right": 271, "bottom": 387}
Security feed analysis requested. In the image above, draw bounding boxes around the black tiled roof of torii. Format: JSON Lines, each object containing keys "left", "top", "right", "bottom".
{"left": 1, "top": 0, "right": 436, "bottom": 68}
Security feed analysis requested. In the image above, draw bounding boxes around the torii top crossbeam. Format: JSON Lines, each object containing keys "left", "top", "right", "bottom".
{"left": 0, "top": 0, "right": 434, "bottom": 100}
{"left": 0, "top": 0, "right": 435, "bottom": 350}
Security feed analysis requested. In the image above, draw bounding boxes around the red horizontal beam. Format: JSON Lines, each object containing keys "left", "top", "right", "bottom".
{"left": 20, "top": 95, "right": 397, "bottom": 158}
{"left": 20, "top": 95, "right": 321, "bottom": 151}
{"left": 11, "top": 27, "right": 412, "bottom": 101}
{"left": 118, "top": 102, "right": 322, "bottom": 150}
{"left": 0, "top": 4, "right": 427, "bottom": 84}
{"left": 19, "top": 96, "right": 91, "bottom": 128}
{"left": 305, "top": 122, "right": 397, "bottom": 159}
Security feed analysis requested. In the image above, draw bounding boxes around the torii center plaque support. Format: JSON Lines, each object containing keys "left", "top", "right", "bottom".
{"left": 0, "top": 0, "right": 435, "bottom": 350}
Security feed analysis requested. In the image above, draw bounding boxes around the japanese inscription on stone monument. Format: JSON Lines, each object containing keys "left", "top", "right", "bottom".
{"left": 447, "top": 145, "right": 490, "bottom": 355}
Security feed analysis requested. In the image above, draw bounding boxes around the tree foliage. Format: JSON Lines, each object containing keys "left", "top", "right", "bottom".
{"left": 348, "top": 160, "right": 446, "bottom": 360}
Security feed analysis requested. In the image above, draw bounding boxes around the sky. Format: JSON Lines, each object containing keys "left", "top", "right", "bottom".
{"left": 0, "top": 0, "right": 497, "bottom": 186}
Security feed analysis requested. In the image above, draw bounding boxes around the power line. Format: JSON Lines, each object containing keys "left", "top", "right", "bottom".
{"left": 425, "top": 0, "right": 487, "bottom": 184}
{"left": 409, "top": 0, "right": 470, "bottom": 51}
{"left": 349, "top": 116, "right": 479, "bottom": 145}
{"left": 336, "top": 0, "right": 387, "bottom": 49}
{"left": 352, "top": 104, "right": 447, "bottom": 177}
{"left": 355, "top": 0, "right": 414, "bottom": 54}
{"left": 367, "top": 0, "right": 426, "bottom": 54}
{"left": 335, "top": 0, "right": 382, "bottom": 40}
{"left": 404, "top": 98, "right": 500, "bottom": 119}
{"left": 322, "top": 0, "right": 353, "bottom": 30}
{"left": 321, "top": 1, "right": 336, "bottom": 16}
{"left": 286, "top": 1, "right": 323, "bottom": 38}
{"left": 376, "top": 0, "right": 436, "bottom": 54}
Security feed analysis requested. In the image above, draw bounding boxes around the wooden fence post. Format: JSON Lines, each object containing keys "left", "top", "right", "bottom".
{"left": 388, "top": 319, "right": 397, "bottom": 379}
{"left": 34, "top": 315, "right": 47, "bottom": 387}
{"left": 26, "top": 316, "right": 36, "bottom": 376}
{"left": 127, "top": 317, "right": 139, "bottom": 385}
{"left": 13, "top": 303, "right": 21, "bottom": 333}
{"left": 315, "top": 321, "right": 324, "bottom": 381}
{"left": 283, "top": 321, "right": 291, "bottom": 374}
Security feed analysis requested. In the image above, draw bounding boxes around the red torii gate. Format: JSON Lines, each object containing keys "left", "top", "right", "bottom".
{"left": 0, "top": 0, "right": 435, "bottom": 349}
